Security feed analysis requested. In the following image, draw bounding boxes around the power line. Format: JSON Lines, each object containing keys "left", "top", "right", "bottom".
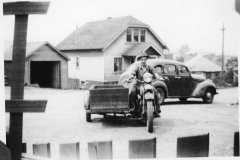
{"left": 221, "top": 23, "right": 226, "bottom": 81}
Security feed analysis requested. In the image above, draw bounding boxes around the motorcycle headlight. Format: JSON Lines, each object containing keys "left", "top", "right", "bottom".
{"left": 143, "top": 73, "right": 153, "bottom": 83}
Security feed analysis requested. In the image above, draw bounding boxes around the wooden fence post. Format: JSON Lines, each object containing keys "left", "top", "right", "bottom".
{"left": 22, "top": 143, "right": 27, "bottom": 153}
{"left": 59, "top": 142, "right": 80, "bottom": 160}
{"left": 3, "top": 2, "right": 50, "bottom": 160}
{"left": 234, "top": 132, "right": 239, "bottom": 156}
{"left": 0, "top": 141, "right": 11, "bottom": 160}
{"left": 129, "top": 137, "right": 156, "bottom": 159}
{"left": 33, "top": 143, "right": 51, "bottom": 158}
{"left": 177, "top": 133, "right": 209, "bottom": 157}
{"left": 88, "top": 141, "right": 113, "bottom": 159}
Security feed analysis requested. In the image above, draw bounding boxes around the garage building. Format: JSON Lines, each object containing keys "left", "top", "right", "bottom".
{"left": 4, "top": 41, "right": 70, "bottom": 89}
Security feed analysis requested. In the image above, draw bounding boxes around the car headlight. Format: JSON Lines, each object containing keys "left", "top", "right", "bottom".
{"left": 143, "top": 73, "right": 153, "bottom": 83}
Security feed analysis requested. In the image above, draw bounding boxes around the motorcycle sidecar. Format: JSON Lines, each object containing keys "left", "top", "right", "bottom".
{"left": 84, "top": 84, "right": 130, "bottom": 122}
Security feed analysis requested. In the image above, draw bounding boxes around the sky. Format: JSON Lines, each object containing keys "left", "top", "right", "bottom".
{"left": 1, "top": 0, "right": 240, "bottom": 56}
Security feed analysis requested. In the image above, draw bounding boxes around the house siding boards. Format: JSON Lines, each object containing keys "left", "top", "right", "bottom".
{"left": 146, "top": 29, "right": 164, "bottom": 55}
{"left": 62, "top": 50, "right": 104, "bottom": 81}
{"left": 104, "top": 27, "right": 166, "bottom": 81}
{"left": 104, "top": 31, "right": 132, "bottom": 80}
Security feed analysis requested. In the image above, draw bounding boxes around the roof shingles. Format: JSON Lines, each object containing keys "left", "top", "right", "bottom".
{"left": 57, "top": 16, "right": 148, "bottom": 50}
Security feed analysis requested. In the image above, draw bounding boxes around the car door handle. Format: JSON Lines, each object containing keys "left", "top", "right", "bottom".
{"left": 175, "top": 77, "right": 181, "bottom": 79}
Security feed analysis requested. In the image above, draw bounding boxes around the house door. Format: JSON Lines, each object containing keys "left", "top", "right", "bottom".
{"left": 206, "top": 72, "right": 211, "bottom": 79}
{"left": 130, "top": 56, "right": 135, "bottom": 64}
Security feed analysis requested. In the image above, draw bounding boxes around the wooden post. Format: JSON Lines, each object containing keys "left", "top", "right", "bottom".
{"left": 177, "top": 133, "right": 209, "bottom": 157}
{"left": 22, "top": 143, "right": 27, "bottom": 153}
{"left": 88, "top": 141, "right": 113, "bottom": 159}
{"left": 59, "top": 142, "right": 80, "bottom": 160}
{"left": 33, "top": 143, "right": 51, "bottom": 158}
{"left": 129, "top": 138, "right": 156, "bottom": 159}
{"left": 234, "top": 132, "right": 239, "bottom": 156}
{"left": 3, "top": 2, "right": 50, "bottom": 160}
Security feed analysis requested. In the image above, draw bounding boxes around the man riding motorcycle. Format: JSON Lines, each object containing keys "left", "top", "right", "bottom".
{"left": 127, "top": 53, "right": 165, "bottom": 118}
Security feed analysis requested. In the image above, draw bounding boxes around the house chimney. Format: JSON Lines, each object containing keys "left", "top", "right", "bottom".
{"left": 107, "top": 17, "right": 112, "bottom": 20}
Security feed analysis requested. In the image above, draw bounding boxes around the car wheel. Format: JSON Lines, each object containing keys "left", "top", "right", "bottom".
{"left": 86, "top": 112, "right": 92, "bottom": 122}
{"left": 202, "top": 88, "right": 214, "bottom": 103}
{"left": 179, "top": 98, "right": 188, "bottom": 102}
{"left": 156, "top": 87, "right": 165, "bottom": 105}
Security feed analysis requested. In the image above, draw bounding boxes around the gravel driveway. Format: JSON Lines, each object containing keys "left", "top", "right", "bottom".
{"left": 5, "top": 86, "right": 239, "bottom": 159}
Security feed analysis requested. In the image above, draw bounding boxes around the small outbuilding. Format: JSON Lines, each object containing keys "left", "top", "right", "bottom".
{"left": 185, "top": 55, "right": 221, "bottom": 79}
{"left": 4, "top": 41, "right": 70, "bottom": 89}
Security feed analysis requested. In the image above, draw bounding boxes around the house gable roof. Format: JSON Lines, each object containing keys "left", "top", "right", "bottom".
{"left": 4, "top": 41, "right": 70, "bottom": 61}
{"left": 184, "top": 55, "right": 221, "bottom": 72}
{"left": 57, "top": 16, "right": 168, "bottom": 51}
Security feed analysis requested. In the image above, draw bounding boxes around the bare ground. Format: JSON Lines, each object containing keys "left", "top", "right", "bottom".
{"left": 5, "top": 86, "right": 239, "bottom": 159}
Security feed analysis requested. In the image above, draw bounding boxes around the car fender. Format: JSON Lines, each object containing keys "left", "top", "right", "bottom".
{"left": 84, "top": 90, "right": 90, "bottom": 110}
{"left": 191, "top": 80, "right": 217, "bottom": 97}
{"left": 152, "top": 80, "right": 168, "bottom": 96}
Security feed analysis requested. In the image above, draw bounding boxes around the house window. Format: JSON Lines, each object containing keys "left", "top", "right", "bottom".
{"left": 126, "top": 29, "right": 132, "bottom": 42}
{"left": 114, "top": 57, "right": 122, "bottom": 72}
{"left": 133, "top": 29, "right": 139, "bottom": 42}
{"left": 140, "top": 30, "right": 145, "bottom": 42}
{"left": 126, "top": 28, "right": 146, "bottom": 43}
{"left": 76, "top": 56, "right": 79, "bottom": 69}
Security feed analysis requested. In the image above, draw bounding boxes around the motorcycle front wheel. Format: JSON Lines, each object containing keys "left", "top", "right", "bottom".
{"left": 147, "top": 101, "right": 154, "bottom": 133}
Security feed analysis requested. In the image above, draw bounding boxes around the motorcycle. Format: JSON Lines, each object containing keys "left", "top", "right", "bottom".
{"left": 125, "top": 72, "right": 158, "bottom": 133}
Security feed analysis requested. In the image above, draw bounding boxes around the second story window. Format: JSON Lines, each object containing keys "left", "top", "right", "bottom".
{"left": 140, "top": 30, "right": 145, "bottom": 42}
{"left": 126, "top": 28, "right": 146, "bottom": 43}
{"left": 133, "top": 29, "right": 139, "bottom": 42}
{"left": 76, "top": 56, "right": 79, "bottom": 69}
{"left": 126, "top": 29, "right": 132, "bottom": 42}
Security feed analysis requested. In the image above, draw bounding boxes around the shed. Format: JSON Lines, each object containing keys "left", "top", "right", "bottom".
{"left": 185, "top": 55, "right": 221, "bottom": 79}
{"left": 4, "top": 41, "right": 70, "bottom": 89}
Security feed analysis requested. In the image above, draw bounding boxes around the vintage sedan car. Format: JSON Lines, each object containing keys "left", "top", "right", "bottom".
{"left": 118, "top": 59, "right": 218, "bottom": 104}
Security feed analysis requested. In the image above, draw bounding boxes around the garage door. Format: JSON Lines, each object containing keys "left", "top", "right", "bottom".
{"left": 30, "top": 61, "right": 61, "bottom": 88}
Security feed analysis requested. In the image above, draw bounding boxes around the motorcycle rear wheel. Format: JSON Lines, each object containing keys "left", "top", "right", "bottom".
{"left": 147, "top": 101, "right": 154, "bottom": 133}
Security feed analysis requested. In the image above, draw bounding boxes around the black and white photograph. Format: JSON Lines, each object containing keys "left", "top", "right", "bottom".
{"left": 0, "top": 0, "right": 239, "bottom": 160}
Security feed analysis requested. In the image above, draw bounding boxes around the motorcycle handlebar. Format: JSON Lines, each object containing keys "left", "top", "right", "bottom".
{"left": 125, "top": 77, "right": 144, "bottom": 84}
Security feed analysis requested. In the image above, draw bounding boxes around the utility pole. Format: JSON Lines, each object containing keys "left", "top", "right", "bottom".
{"left": 221, "top": 23, "right": 226, "bottom": 81}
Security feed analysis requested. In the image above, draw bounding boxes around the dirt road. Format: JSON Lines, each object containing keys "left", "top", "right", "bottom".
{"left": 5, "top": 87, "right": 239, "bottom": 159}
